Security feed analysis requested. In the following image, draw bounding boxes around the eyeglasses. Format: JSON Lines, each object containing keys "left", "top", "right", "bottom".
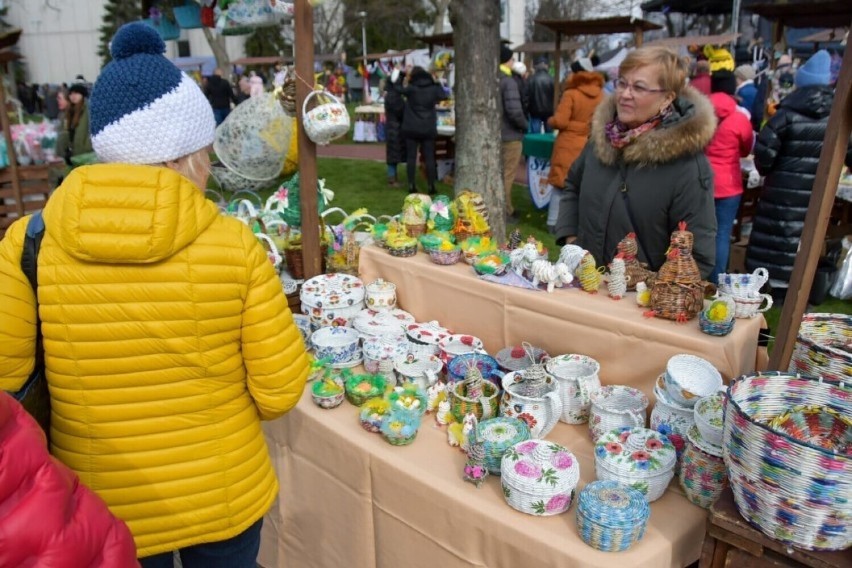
{"left": 614, "top": 78, "right": 668, "bottom": 96}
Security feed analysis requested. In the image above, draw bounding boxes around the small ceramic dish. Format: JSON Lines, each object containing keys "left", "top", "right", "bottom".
{"left": 292, "top": 314, "right": 313, "bottom": 344}
{"left": 686, "top": 424, "right": 722, "bottom": 457}
{"left": 693, "top": 392, "right": 725, "bottom": 447}
{"left": 311, "top": 375, "right": 345, "bottom": 409}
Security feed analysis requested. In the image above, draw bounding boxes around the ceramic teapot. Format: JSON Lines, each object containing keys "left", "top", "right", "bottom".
{"left": 500, "top": 371, "right": 563, "bottom": 439}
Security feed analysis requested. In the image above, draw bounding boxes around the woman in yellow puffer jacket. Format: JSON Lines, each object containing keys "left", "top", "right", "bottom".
{"left": 0, "top": 23, "right": 309, "bottom": 567}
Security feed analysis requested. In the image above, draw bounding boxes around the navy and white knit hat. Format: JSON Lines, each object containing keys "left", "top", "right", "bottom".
{"left": 90, "top": 22, "right": 215, "bottom": 165}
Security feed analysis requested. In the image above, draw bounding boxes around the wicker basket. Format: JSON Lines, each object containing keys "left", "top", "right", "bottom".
{"left": 429, "top": 248, "right": 462, "bottom": 265}
{"left": 380, "top": 408, "right": 421, "bottom": 445}
{"left": 477, "top": 417, "right": 531, "bottom": 474}
{"left": 311, "top": 377, "right": 345, "bottom": 409}
{"left": 789, "top": 313, "right": 852, "bottom": 383}
{"left": 405, "top": 222, "right": 427, "bottom": 238}
{"left": 500, "top": 439, "right": 580, "bottom": 516}
{"left": 724, "top": 372, "right": 852, "bottom": 551}
{"left": 699, "top": 310, "right": 735, "bottom": 336}
{"left": 344, "top": 373, "right": 387, "bottom": 407}
{"left": 576, "top": 480, "right": 649, "bottom": 552}
{"left": 359, "top": 398, "right": 391, "bottom": 433}
{"left": 387, "top": 244, "right": 418, "bottom": 258}
{"left": 450, "top": 377, "right": 500, "bottom": 423}
{"left": 650, "top": 281, "right": 704, "bottom": 321}
{"left": 679, "top": 425, "right": 727, "bottom": 509}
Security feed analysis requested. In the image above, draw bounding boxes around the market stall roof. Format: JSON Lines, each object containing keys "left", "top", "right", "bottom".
{"left": 641, "top": 0, "right": 733, "bottom": 14}
{"left": 798, "top": 27, "right": 848, "bottom": 43}
{"left": 743, "top": 0, "right": 852, "bottom": 28}
{"left": 646, "top": 32, "right": 740, "bottom": 48}
{"left": 535, "top": 16, "right": 662, "bottom": 38}
{"left": 415, "top": 32, "right": 510, "bottom": 52}
{"left": 171, "top": 56, "right": 216, "bottom": 76}
{"left": 513, "top": 41, "right": 582, "bottom": 55}
{"left": 231, "top": 55, "right": 293, "bottom": 66}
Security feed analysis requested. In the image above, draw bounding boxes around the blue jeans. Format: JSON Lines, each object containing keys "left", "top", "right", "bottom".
{"left": 529, "top": 116, "right": 553, "bottom": 134}
{"left": 213, "top": 107, "right": 231, "bottom": 126}
{"left": 139, "top": 519, "right": 262, "bottom": 568}
{"left": 711, "top": 195, "right": 742, "bottom": 284}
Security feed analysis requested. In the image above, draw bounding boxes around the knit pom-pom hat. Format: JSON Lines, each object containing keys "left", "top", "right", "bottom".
{"left": 90, "top": 22, "right": 215, "bottom": 165}
{"left": 795, "top": 49, "right": 831, "bottom": 88}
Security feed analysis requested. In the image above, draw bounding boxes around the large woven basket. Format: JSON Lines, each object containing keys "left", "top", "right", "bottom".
{"left": 789, "top": 313, "right": 852, "bottom": 383}
{"left": 724, "top": 372, "right": 852, "bottom": 551}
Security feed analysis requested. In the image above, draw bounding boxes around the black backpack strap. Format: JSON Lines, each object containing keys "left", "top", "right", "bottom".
{"left": 22, "top": 212, "right": 45, "bottom": 368}
{"left": 22, "top": 211, "right": 45, "bottom": 290}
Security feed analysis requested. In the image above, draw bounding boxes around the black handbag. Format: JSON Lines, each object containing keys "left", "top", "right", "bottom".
{"left": 13, "top": 211, "right": 50, "bottom": 440}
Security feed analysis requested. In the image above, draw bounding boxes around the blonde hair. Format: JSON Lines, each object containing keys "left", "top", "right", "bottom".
{"left": 619, "top": 46, "right": 690, "bottom": 95}
{"left": 164, "top": 148, "right": 209, "bottom": 186}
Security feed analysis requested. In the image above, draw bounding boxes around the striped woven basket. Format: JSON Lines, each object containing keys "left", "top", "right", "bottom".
{"left": 789, "top": 313, "right": 852, "bottom": 383}
{"left": 724, "top": 372, "right": 852, "bottom": 551}
{"left": 576, "top": 480, "right": 649, "bottom": 552}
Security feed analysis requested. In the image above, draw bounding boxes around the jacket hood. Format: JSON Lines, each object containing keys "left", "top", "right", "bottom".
{"left": 780, "top": 85, "right": 834, "bottom": 118}
{"left": 590, "top": 85, "right": 717, "bottom": 167}
{"left": 409, "top": 68, "right": 435, "bottom": 88}
{"left": 42, "top": 164, "right": 220, "bottom": 264}
{"left": 566, "top": 70, "right": 604, "bottom": 98}
{"left": 709, "top": 92, "right": 736, "bottom": 120}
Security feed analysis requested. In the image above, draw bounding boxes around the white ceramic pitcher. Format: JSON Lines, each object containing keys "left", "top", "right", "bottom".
{"left": 546, "top": 354, "right": 602, "bottom": 424}
{"left": 500, "top": 371, "right": 563, "bottom": 439}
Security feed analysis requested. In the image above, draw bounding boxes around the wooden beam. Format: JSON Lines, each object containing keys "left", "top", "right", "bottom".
{"left": 294, "top": 0, "right": 322, "bottom": 278}
{"left": 0, "top": 68, "right": 23, "bottom": 219}
{"left": 768, "top": 21, "right": 852, "bottom": 371}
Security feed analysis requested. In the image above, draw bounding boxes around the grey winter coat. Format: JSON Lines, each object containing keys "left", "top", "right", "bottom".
{"left": 554, "top": 86, "right": 718, "bottom": 278}
{"left": 500, "top": 69, "right": 528, "bottom": 141}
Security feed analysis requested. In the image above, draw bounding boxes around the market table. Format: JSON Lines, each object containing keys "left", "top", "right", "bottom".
{"left": 258, "top": 385, "right": 708, "bottom": 568}
{"left": 356, "top": 245, "right": 765, "bottom": 386}
{"left": 257, "top": 246, "right": 767, "bottom": 568}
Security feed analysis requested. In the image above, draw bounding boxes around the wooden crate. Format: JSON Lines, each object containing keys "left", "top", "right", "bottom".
{"left": 0, "top": 164, "right": 58, "bottom": 238}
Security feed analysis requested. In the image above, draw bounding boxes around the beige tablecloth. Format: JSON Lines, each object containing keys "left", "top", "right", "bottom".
{"left": 258, "top": 246, "right": 766, "bottom": 568}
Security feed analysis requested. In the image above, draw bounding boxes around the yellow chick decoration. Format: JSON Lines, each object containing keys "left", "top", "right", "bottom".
{"left": 635, "top": 281, "right": 652, "bottom": 307}
{"left": 576, "top": 252, "right": 604, "bottom": 293}
{"left": 448, "top": 421, "right": 466, "bottom": 447}
{"left": 706, "top": 298, "right": 731, "bottom": 323}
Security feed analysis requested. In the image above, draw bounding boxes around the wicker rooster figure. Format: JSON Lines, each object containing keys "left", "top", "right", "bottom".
{"left": 607, "top": 254, "right": 627, "bottom": 300}
{"left": 616, "top": 233, "right": 654, "bottom": 291}
{"left": 647, "top": 221, "right": 704, "bottom": 323}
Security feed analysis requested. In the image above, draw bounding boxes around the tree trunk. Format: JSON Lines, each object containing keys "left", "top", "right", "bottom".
{"left": 433, "top": 0, "right": 450, "bottom": 35}
{"left": 202, "top": 27, "right": 231, "bottom": 76}
{"left": 449, "top": 0, "right": 505, "bottom": 240}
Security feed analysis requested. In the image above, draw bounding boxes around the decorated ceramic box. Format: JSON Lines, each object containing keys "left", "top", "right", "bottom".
{"left": 594, "top": 427, "right": 676, "bottom": 502}
{"left": 576, "top": 480, "right": 650, "bottom": 552}
{"left": 476, "top": 417, "right": 531, "bottom": 475}
{"left": 300, "top": 273, "right": 365, "bottom": 328}
{"left": 500, "top": 439, "right": 580, "bottom": 516}
{"left": 310, "top": 326, "right": 362, "bottom": 369}
{"left": 404, "top": 320, "right": 452, "bottom": 357}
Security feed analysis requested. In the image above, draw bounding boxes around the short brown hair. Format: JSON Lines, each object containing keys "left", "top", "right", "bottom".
{"left": 619, "top": 46, "right": 690, "bottom": 96}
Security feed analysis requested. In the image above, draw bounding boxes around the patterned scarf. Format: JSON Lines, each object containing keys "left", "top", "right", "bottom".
{"left": 605, "top": 105, "right": 673, "bottom": 149}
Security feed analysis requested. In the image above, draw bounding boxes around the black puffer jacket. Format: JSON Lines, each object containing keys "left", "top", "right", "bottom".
{"left": 746, "top": 86, "right": 852, "bottom": 284}
{"left": 384, "top": 76, "right": 406, "bottom": 165}
{"left": 401, "top": 68, "right": 447, "bottom": 139}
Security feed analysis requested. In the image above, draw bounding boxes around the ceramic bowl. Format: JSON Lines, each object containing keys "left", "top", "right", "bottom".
{"left": 693, "top": 392, "right": 725, "bottom": 447}
{"left": 311, "top": 376, "right": 345, "bottom": 409}
{"left": 437, "top": 334, "right": 486, "bottom": 368}
{"left": 664, "top": 354, "right": 723, "bottom": 408}
{"left": 292, "top": 314, "right": 313, "bottom": 344}
{"left": 310, "top": 326, "right": 362, "bottom": 369}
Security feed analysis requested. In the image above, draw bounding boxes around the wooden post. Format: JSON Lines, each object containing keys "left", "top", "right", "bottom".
{"left": 294, "top": 0, "right": 322, "bottom": 278}
{"left": 768, "top": 25, "right": 852, "bottom": 371}
{"left": 634, "top": 24, "right": 644, "bottom": 47}
{"left": 554, "top": 32, "right": 562, "bottom": 102}
{"left": 0, "top": 68, "right": 23, "bottom": 218}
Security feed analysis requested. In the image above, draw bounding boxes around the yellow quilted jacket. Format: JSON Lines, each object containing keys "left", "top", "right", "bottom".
{"left": 0, "top": 164, "right": 309, "bottom": 558}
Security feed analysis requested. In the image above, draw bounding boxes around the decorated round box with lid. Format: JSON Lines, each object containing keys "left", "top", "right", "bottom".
{"left": 352, "top": 308, "right": 415, "bottom": 340}
{"left": 300, "top": 273, "right": 365, "bottom": 328}
{"left": 405, "top": 320, "right": 452, "bottom": 357}
{"left": 500, "top": 439, "right": 580, "bottom": 516}
{"left": 594, "top": 426, "right": 676, "bottom": 502}
{"left": 476, "top": 417, "right": 531, "bottom": 475}
{"left": 576, "top": 480, "right": 650, "bottom": 552}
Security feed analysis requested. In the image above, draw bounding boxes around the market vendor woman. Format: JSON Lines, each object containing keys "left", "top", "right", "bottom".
{"left": 554, "top": 46, "right": 717, "bottom": 278}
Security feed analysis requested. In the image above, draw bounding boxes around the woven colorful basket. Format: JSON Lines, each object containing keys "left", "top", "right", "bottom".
{"left": 477, "top": 417, "right": 531, "bottom": 474}
{"left": 359, "top": 397, "right": 391, "bottom": 433}
{"left": 576, "top": 480, "right": 649, "bottom": 552}
{"left": 698, "top": 310, "right": 735, "bottom": 336}
{"left": 387, "top": 243, "right": 418, "bottom": 258}
{"left": 380, "top": 408, "right": 421, "bottom": 446}
{"left": 679, "top": 425, "right": 727, "bottom": 509}
{"left": 789, "top": 313, "right": 852, "bottom": 383}
{"left": 428, "top": 247, "right": 462, "bottom": 265}
{"left": 724, "top": 372, "right": 852, "bottom": 551}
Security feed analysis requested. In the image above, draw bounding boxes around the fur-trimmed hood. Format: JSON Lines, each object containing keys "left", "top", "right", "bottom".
{"left": 563, "top": 70, "right": 604, "bottom": 98}
{"left": 590, "top": 86, "right": 717, "bottom": 167}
